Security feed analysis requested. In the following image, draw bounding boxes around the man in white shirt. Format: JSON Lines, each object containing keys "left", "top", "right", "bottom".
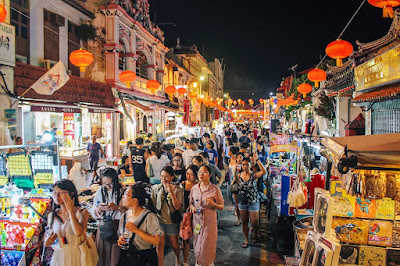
{"left": 182, "top": 138, "right": 202, "bottom": 168}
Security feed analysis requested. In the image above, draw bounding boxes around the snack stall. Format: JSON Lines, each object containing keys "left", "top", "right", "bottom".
{"left": 294, "top": 133, "right": 400, "bottom": 265}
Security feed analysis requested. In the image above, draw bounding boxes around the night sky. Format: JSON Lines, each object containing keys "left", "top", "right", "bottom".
{"left": 150, "top": 0, "right": 392, "bottom": 100}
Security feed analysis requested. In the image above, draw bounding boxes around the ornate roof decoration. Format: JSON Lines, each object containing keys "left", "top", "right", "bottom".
{"left": 116, "top": 0, "right": 165, "bottom": 44}
{"left": 353, "top": 9, "right": 400, "bottom": 62}
{"left": 352, "top": 83, "right": 400, "bottom": 103}
{"left": 324, "top": 61, "right": 354, "bottom": 93}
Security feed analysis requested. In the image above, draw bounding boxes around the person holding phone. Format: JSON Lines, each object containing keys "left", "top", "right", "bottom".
{"left": 189, "top": 165, "right": 224, "bottom": 266}
{"left": 44, "top": 179, "right": 90, "bottom": 266}
{"left": 91, "top": 168, "right": 125, "bottom": 266}
{"left": 117, "top": 182, "right": 163, "bottom": 266}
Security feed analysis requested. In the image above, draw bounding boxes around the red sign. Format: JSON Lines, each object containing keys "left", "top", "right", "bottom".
{"left": 214, "top": 109, "right": 220, "bottom": 120}
{"left": 31, "top": 106, "right": 81, "bottom": 113}
{"left": 63, "top": 113, "right": 75, "bottom": 146}
{"left": 183, "top": 99, "right": 190, "bottom": 125}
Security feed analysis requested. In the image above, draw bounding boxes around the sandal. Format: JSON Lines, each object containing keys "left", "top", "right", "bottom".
{"left": 241, "top": 242, "right": 249, "bottom": 248}
{"left": 235, "top": 220, "right": 242, "bottom": 226}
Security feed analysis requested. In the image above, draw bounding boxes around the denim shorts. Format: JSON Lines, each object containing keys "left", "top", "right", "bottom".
{"left": 160, "top": 223, "right": 179, "bottom": 236}
{"left": 238, "top": 201, "right": 260, "bottom": 212}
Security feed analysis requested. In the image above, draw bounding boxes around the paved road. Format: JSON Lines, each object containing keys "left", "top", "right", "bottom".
{"left": 164, "top": 184, "right": 263, "bottom": 266}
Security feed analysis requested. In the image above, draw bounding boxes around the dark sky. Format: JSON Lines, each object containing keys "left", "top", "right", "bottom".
{"left": 150, "top": 0, "right": 392, "bottom": 100}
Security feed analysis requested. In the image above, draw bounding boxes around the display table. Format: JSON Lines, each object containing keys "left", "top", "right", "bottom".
{"left": 60, "top": 147, "right": 89, "bottom": 172}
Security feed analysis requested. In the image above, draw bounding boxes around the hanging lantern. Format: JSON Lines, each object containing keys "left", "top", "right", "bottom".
{"left": 233, "top": 100, "right": 237, "bottom": 105}
{"left": 189, "top": 91, "right": 198, "bottom": 98}
{"left": 146, "top": 80, "right": 160, "bottom": 94}
{"left": 69, "top": 48, "right": 94, "bottom": 72}
{"left": 297, "top": 83, "right": 313, "bottom": 98}
{"left": 368, "top": 0, "right": 400, "bottom": 18}
{"left": 197, "top": 97, "right": 204, "bottom": 104}
{"left": 0, "top": 4, "right": 7, "bottom": 24}
{"left": 259, "top": 99, "right": 264, "bottom": 104}
{"left": 165, "top": 86, "right": 177, "bottom": 94}
{"left": 325, "top": 39, "right": 353, "bottom": 67}
{"left": 178, "top": 87, "right": 187, "bottom": 95}
{"left": 307, "top": 68, "right": 327, "bottom": 88}
{"left": 119, "top": 70, "right": 136, "bottom": 88}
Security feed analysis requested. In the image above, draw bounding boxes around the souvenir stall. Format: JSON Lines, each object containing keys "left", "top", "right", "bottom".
{"left": 0, "top": 144, "right": 58, "bottom": 266}
{"left": 294, "top": 133, "right": 400, "bottom": 266}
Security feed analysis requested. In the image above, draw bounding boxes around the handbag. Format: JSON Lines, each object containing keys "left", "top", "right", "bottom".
{"left": 179, "top": 211, "right": 193, "bottom": 240}
{"left": 146, "top": 158, "right": 154, "bottom": 178}
{"left": 79, "top": 234, "right": 99, "bottom": 266}
{"left": 117, "top": 212, "right": 158, "bottom": 266}
{"left": 230, "top": 181, "right": 239, "bottom": 194}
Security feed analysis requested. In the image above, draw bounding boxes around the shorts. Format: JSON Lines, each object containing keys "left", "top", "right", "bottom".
{"left": 89, "top": 160, "right": 98, "bottom": 171}
{"left": 160, "top": 223, "right": 179, "bottom": 236}
{"left": 238, "top": 201, "right": 260, "bottom": 212}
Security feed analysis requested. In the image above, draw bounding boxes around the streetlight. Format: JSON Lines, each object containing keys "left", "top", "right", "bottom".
{"left": 200, "top": 76, "right": 205, "bottom": 81}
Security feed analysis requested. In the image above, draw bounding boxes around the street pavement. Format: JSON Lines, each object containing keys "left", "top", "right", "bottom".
{"left": 164, "top": 184, "right": 263, "bottom": 266}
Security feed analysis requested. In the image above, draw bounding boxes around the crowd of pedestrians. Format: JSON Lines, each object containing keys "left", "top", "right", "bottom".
{"left": 44, "top": 123, "right": 269, "bottom": 266}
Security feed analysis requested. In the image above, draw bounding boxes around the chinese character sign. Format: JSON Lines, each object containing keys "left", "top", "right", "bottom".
{"left": 63, "top": 113, "right": 75, "bottom": 147}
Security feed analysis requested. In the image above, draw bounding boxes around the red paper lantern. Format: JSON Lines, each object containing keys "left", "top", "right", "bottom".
{"left": 119, "top": 70, "right": 136, "bottom": 88}
{"left": 177, "top": 87, "right": 187, "bottom": 95}
{"left": 165, "top": 86, "right": 177, "bottom": 94}
{"left": 0, "top": 4, "right": 7, "bottom": 24}
{"left": 368, "top": 0, "right": 400, "bottom": 18}
{"left": 325, "top": 39, "right": 353, "bottom": 67}
{"left": 297, "top": 83, "right": 313, "bottom": 98}
{"left": 69, "top": 48, "right": 94, "bottom": 72}
{"left": 146, "top": 80, "right": 160, "bottom": 94}
{"left": 307, "top": 68, "right": 327, "bottom": 88}
{"left": 196, "top": 97, "right": 204, "bottom": 104}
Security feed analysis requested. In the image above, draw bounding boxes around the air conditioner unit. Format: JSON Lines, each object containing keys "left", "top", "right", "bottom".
{"left": 15, "top": 55, "right": 28, "bottom": 64}
{"left": 42, "top": 59, "right": 58, "bottom": 70}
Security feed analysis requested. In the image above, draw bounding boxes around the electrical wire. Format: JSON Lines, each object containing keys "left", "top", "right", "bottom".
{"left": 316, "top": 0, "right": 366, "bottom": 69}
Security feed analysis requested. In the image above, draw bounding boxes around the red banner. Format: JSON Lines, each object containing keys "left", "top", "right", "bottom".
{"left": 183, "top": 99, "right": 190, "bottom": 125}
{"left": 214, "top": 109, "right": 220, "bottom": 120}
{"left": 63, "top": 113, "right": 75, "bottom": 146}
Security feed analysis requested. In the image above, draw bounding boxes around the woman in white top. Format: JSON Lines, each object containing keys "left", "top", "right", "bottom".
{"left": 44, "top": 179, "right": 90, "bottom": 266}
{"left": 147, "top": 143, "right": 170, "bottom": 184}
{"left": 92, "top": 168, "right": 125, "bottom": 266}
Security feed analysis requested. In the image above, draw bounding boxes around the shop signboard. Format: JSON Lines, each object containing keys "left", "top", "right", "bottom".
{"left": 31, "top": 106, "right": 81, "bottom": 113}
{"left": 183, "top": 99, "right": 190, "bottom": 125}
{"left": 269, "top": 133, "right": 298, "bottom": 154}
{"left": 0, "top": 22, "right": 14, "bottom": 67}
{"left": 63, "top": 113, "right": 75, "bottom": 147}
{"left": 214, "top": 109, "right": 220, "bottom": 120}
{"left": 355, "top": 44, "right": 400, "bottom": 91}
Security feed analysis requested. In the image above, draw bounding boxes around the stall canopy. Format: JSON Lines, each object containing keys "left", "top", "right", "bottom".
{"left": 321, "top": 133, "right": 400, "bottom": 169}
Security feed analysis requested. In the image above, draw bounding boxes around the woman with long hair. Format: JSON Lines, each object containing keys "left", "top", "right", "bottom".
{"left": 189, "top": 165, "right": 224, "bottom": 266}
{"left": 117, "top": 182, "right": 163, "bottom": 266}
{"left": 171, "top": 153, "right": 186, "bottom": 182}
{"left": 181, "top": 164, "right": 199, "bottom": 266}
{"left": 231, "top": 132, "right": 238, "bottom": 146}
{"left": 236, "top": 156, "right": 266, "bottom": 248}
{"left": 151, "top": 166, "right": 184, "bottom": 266}
{"left": 92, "top": 168, "right": 124, "bottom": 266}
{"left": 44, "top": 179, "right": 90, "bottom": 266}
{"left": 147, "top": 142, "right": 170, "bottom": 184}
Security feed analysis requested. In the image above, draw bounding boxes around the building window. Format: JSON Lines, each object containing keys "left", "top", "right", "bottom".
{"left": 11, "top": 0, "right": 29, "bottom": 61}
{"left": 136, "top": 52, "right": 148, "bottom": 79}
{"left": 44, "top": 9, "right": 64, "bottom": 62}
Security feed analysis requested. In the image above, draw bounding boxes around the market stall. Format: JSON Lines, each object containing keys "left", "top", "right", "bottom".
{"left": 293, "top": 133, "right": 400, "bottom": 265}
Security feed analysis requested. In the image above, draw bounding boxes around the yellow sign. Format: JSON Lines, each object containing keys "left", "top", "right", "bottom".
{"left": 269, "top": 145, "right": 298, "bottom": 153}
{"left": 355, "top": 44, "right": 400, "bottom": 91}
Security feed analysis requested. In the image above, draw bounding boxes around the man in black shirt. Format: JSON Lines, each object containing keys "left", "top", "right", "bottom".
{"left": 129, "top": 137, "right": 150, "bottom": 183}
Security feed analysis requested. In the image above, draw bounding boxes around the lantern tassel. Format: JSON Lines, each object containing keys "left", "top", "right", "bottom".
{"left": 315, "top": 81, "right": 319, "bottom": 88}
{"left": 303, "top": 93, "right": 306, "bottom": 98}
{"left": 126, "top": 82, "right": 131, "bottom": 88}
{"left": 79, "top": 66, "right": 86, "bottom": 72}
{"left": 336, "top": 58, "right": 343, "bottom": 67}
{"left": 383, "top": 6, "right": 394, "bottom": 18}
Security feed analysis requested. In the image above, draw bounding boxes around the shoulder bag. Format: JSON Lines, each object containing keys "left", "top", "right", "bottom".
{"left": 160, "top": 187, "right": 182, "bottom": 224}
{"left": 146, "top": 158, "right": 154, "bottom": 178}
{"left": 117, "top": 212, "right": 158, "bottom": 266}
{"left": 179, "top": 210, "right": 193, "bottom": 240}
{"left": 78, "top": 209, "right": 99, "bottom": 266}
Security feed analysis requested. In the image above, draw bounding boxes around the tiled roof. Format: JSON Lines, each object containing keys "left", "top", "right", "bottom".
{"left": 14, "top": 62, "right": 115, "bottom": 108}
{"left": 352, "top": 83, "right": 400, "bottom": 103}
{"left": 327, "top": 85, "right": 355, "bottom": 97}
